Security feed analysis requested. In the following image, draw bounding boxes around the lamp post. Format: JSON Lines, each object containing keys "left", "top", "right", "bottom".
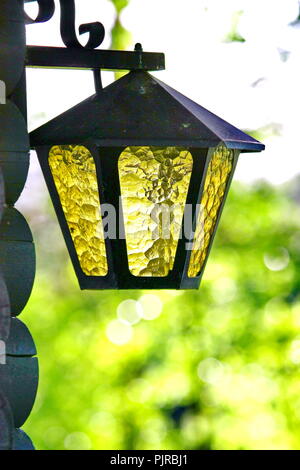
{"left": 26, "top": 0, "right": 264, "bottom": 291}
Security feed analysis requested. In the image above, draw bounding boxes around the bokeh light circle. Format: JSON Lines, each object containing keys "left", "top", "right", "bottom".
{"left": 117, "top": 299, "right": 143, "bottom": 325}
{"left": 139, "top": 294, "right": 163, "bottom": 320}
{"left": 106, "top": 320, "right": 133, "bottom": 346}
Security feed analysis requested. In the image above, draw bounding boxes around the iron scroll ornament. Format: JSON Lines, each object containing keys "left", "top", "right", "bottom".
{"left": 24, "top": 0, "right": 55, "bottom": 24}
{"left": 24, "top": 0, "right": 105, "bottom": 49}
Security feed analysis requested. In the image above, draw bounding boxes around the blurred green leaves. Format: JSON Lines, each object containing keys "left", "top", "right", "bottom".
{"left": 109, "top": 0, "right": 130, "bottom": 15}
{"left": 225, "top": 10, "right": 245, "bottom": 43}
{"left": 21, "top": 180, "right": 300, "bottom": 450}
{"left": 109, "top": 0, "right": 132, "bottom": 80}
{"left": 18, "top": 0, "right": 300, "bottom": 451}
{"left": 110, "top": 18, "right": 132, "bottom": 51}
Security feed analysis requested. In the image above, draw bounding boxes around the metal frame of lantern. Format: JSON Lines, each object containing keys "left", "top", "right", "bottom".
{"left": 32, "top": 144, "right": 214, "bottom": 291}
{"left": 33, "top": 144, "right": 238, "bottom": 291}
{"left": 25, "top": 0, "right": 265, "bottom": 291}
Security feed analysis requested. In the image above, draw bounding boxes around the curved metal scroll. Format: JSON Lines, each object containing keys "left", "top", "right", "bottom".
{"left": 24, "top": 0, "right": 55, "bottom": 25}
{"left": 24, "top": 0, "right": 105, "bottom": 50}
{"left": 60, "top": 0, "right": 105, "bottom": 49}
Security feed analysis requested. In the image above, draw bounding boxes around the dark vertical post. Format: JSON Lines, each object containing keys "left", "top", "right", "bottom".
{"left": 0, "top": 0, "right": 38, "bottom": 450}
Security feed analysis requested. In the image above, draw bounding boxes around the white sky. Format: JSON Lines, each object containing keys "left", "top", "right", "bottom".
{"left": 24, "top": 0, "right": 300, "bottom": 188}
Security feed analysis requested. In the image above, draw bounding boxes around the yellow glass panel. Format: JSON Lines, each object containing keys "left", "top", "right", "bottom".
{"left": 119, "top": 146, "right": 193, "bottom": 277}
{"left": 188, "top": 145, "right": 234, "bottom": 277}
{"left": 49, "top": 145, "right": 108, "bottom": 276}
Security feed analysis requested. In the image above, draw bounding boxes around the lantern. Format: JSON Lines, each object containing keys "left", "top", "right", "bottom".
{"left": 30, "top": 70, "right": 264, "bottom": 290}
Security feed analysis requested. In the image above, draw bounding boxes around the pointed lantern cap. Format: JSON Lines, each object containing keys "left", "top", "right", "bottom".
{"left": 30, "top": 71, "right": 265, "bottom": 152}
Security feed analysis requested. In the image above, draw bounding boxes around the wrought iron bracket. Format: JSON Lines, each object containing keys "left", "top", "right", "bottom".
{"left": 25, "top": 45, "right": 165, "bottom": 72}
{"left": 24, "top": 0, "right": 165, "bottom": 72}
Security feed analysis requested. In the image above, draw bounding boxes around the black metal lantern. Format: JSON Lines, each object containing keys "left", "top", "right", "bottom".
{"left": 26, "top": 1, "right": 265, "bottom": 290}
{"left": 30, "top": 71, "right": 264, "bottom": 290}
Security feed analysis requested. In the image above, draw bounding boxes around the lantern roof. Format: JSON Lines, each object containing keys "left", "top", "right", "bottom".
{"left": 30, "top": 70, "right": 264, "bottom": 152}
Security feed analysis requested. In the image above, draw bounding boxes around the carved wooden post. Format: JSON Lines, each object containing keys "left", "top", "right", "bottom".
{"left": 0, "top": 0, "right": 38, "bottom": 450}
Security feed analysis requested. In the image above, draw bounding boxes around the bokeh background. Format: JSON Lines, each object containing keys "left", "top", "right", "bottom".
{"left": 19, "top": 0, "right": 300, "bottom": 449}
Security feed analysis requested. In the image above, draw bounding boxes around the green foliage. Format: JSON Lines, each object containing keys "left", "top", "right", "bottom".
{"left": 110, "top": 18, "right": 132, "bottom": 51}
{"left": 109, "top": 0, "right": 130, "bottom": 15}
{"left": 22, "top": 180, "right": 300, "bottom": 450}
{"left": 109, "top": 0, "right": 132, "bottom": 79}
{"left": 245, "top": 123, "right": 282, "bottom": 142}
{"left": 225, "top": 11, "right": 245, "bottom": 43}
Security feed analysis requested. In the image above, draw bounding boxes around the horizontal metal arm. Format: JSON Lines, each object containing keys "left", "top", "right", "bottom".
{"left": 25, "top": 46, "right": 165, "bottom": 71}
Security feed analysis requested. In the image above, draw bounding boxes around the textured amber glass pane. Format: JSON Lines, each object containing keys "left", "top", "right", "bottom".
{"left": 188, "top": 145, "right": 234, "bottom": 278}
{"left": 49, "top": 145, "right": 108, "bottom": 276}
{"left": 119, "top": 146, "right": 193, "bottom": 277}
